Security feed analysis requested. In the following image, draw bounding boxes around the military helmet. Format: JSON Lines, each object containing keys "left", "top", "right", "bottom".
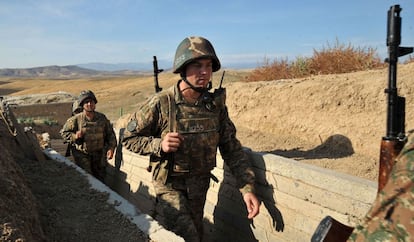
{"left": 173, "top": 36, "right": 221, "bottom": 74}
{"left": 78, "top": 90, "right": 97, "bottom": 106}
{"left": 72, "top": 99, "right": 82, "bottom": 115}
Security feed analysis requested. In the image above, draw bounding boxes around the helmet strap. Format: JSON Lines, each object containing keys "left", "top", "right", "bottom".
{"left": 180, "top": 73, "right": 211, "bottom": 93}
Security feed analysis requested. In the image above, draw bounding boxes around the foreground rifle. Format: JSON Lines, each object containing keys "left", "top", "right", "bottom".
{"left": 311, "top": 5, "right": 413, "bottom": 242}
{"left": 153, "top": 56, "right": 163, "bottom": 93}
{"left": 378, "top": 4, "right": 412, "bottom": 191}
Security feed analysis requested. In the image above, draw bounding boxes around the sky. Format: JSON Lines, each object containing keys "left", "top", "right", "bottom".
{"left": 1, "top": 0, "right": 414, "bottom": 69}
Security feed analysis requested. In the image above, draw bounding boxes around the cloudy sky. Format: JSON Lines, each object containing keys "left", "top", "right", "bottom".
{"left": 1, "top": 0, "right": 413, "bottom": 69}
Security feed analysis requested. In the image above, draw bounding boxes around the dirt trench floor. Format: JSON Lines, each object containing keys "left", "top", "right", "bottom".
{"left": 0, "top": 120, "right": 150, "bottom": 242}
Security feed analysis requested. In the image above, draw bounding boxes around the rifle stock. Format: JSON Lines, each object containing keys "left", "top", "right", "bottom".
{"left": 378, "top": 139, "right": 405, "bottom": 191}
{"left": 311, "top": 5, "right": 412, "bottom": 241}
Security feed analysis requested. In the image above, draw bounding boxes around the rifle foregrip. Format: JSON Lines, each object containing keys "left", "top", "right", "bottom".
{"left": 378, "top": 139, "right": 405, "bottom": 192}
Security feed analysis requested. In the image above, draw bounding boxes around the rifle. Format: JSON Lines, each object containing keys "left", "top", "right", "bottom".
{"left": 147, "top": 56, "right": 164, "bottom": 172}
{"left": 153, "top": 56, "right": 164, "bottom": 93}
{"left": 65, "top": 141, "right": 71, "bottom": 157}
{"left": 378, "top": 4, "right": 412, "bottom": 192}
{"left": 311, "top": 5, "right": 413, "bottom": 242}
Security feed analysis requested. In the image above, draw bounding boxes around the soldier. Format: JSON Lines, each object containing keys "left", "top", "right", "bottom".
{"left": 61, "top": 90, "right": 117, "bottom": 182}
{"left": 347, "top": 131, "right": 414, "bottom": 241}
{"left": 122, "top": 36, "right": 260, "bottom": 241}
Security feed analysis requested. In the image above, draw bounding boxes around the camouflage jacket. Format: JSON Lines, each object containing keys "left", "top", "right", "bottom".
{"left": 122, "top": 83, "right": 256, "bottom": 194}
{"left": 348, "top": 132, "right": 414, "bottom": 241}
{"left": 61, "top": 112, "right": 117, "bottom": 154}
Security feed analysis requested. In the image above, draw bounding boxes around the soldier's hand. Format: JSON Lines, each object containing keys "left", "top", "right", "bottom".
{"left": 243, "top": 192, "right": 260, "bottom": 219}
{"left": 75, "top": 130, "right": 83, "bottom": 139}
{"left": 107, "top": 149, "right": 114, "bottom": 159}
{"left": 161, "top": 132, "right": 184, "bottom": 153}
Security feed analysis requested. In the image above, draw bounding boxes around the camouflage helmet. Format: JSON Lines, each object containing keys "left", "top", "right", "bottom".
{"left": 72, "top": 99, "right": 82, "bottom": 115}
{"left": 78, "top": 90, "right": 97, "bottom": 106}
{"left": 173, "top": 36, "right": 221, "bottom": 74}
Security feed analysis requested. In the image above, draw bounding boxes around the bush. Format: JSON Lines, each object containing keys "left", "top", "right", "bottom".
{"left": 246, "top": 40, "right": 385, "bottom": 82}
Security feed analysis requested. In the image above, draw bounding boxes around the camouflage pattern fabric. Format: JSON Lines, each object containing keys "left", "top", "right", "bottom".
{"left": 173, "top": 36, "right": 220, "bottom": 73}
{"left": 61, "top": 111, "right": 117, "bottom": 181}
{"left": 347, "top": 132, "right": 414, "bottom": 241}
{"left": 122, "top": 83, "right": 256, "bottom": 240}
{"left": 153, "top": 175, "right": 211, "bottom": 242}
{"left": 71, "top": 149, "right": 107, "bottom": 181}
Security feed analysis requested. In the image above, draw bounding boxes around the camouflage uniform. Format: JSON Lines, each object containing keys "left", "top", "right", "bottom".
{"left": 347, "top": 132, "right": 414, "bottom": 241}
{"left": 61, "top": 111, "right": 117, "bottom": 182}
{"left": 122, "top": 84, "right": 256, "bottom": 241}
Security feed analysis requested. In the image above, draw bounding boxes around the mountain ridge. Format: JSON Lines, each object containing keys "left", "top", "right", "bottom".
{"left": 0, "top": 65, "right": 151, "bottom": 78}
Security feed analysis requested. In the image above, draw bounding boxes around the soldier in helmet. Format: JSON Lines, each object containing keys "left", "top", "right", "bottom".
{"left": 122, "top": 36, "right": 260, "bottom": 241}
{"left": 61, "top": 90, "right": 117, "bottom": 182}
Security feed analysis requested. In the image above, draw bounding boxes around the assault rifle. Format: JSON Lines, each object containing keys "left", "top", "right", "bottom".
{"left": 378, "top": 4, "right": 412, "bottom": 191}
{"left": 147, "top": 56, "right": 164, "bottom": 172}
{"left": 153, "top": 56, "right": 163, "bottom": 93}
{"left": 311, "top": 5, "right": 413, "bottom": 242}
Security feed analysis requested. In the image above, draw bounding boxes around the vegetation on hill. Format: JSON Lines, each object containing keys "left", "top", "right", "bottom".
{"left": 246, "top": 40, "right": 386, "bottom": 82}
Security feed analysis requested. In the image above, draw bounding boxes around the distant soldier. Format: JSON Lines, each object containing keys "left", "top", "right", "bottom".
{"left": 61, "top": 90, "right": 117, "bottom": 182}
{"left": 122, "top": 36, "right": 260, "bottom": 241}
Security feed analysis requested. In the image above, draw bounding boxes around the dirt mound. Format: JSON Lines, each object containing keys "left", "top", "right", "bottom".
{"left": 0, "top": 106, "right": 149, "bottom": 241}
{"left": 0, "top": 125, "right": 45, "bottom": 241}
{"left": 2, "top": 92, "right": 75, "bottom": 105}
{"left": 225, "top": 63, "right": 414, "bottom": 180}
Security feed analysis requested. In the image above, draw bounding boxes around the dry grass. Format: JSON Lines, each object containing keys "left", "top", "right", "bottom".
{"left": 246, "top": 40, "right": 385, "bottom": 82}
{"left": 0, "top": 70, "right": 246, "bottom": 121}
{"left": 405, "top": 55, "right": 414, "bottom": 64}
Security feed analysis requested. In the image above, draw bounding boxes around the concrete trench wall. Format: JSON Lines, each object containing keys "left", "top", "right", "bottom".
{"left": 105, "top": 128, "right": 377, "bottom": 242}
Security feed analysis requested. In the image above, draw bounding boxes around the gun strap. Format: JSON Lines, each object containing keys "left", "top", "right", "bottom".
{"left": 167, "top": 90, "right": 176, "bottom": 132}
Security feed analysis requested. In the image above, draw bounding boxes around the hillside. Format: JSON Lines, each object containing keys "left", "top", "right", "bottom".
{"left": 226, "top": 63, "right": 414, "bottom": 180}
{"left": 2, "top": 63, "right": 414, "bottom": 180}
{"left": 0, "top": 65, "right": 150, "bottom": 78}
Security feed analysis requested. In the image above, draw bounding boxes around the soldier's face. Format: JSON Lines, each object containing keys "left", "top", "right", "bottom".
{"left": 185, "top": 58, "right": 213, "bottom": 88}
{"left": 82, "top": 98, "right": 96, "bottom": 112}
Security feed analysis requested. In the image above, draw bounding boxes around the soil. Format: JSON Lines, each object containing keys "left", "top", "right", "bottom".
{"left": 1, "top": 62, "right": 413, "bottom": 241}
{"left": 0, "top": 112, "right": 150, "bottom": 241}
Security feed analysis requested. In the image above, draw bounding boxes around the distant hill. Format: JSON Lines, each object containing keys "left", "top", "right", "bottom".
{"left": 77, "top": 61, "right": 258, "bottom": 72}
{"left": 77, "top": 61, "right": 169, "bottom": 72}
{"left": 0, "top": 65, "right": 150, "bottom": 78}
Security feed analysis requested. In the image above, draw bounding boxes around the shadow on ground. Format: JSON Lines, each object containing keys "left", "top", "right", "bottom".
{"left": 269, "top": 134, "right": 354, "bottom": 160}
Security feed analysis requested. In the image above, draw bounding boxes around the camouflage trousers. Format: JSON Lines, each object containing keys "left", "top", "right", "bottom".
{"left": 72, "top": 149, "right": 107, "bottom": 182}
{"left": 152, "top": 174, "right": 211, "bottom": 242}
